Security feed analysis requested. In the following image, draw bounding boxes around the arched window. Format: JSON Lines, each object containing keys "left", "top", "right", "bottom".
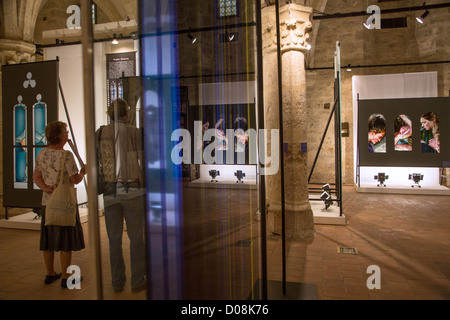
{"left": 218, "top": 0, "right": 238, "bottom": 18}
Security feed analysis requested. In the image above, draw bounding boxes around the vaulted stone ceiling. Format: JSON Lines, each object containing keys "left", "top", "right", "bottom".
{"left": 1, "top": 0, "right": 138, "bottom": 43}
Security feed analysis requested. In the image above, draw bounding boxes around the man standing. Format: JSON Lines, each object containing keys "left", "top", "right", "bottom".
{"left": 97, "top": 98, "right": 146, "bottom": 293}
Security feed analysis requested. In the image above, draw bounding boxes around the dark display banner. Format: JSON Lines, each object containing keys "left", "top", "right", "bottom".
{"left": 106, "top": 51, "right": 136, "bottom": 107}
{"left": 2, "top": 60, "right": 59, "bottom": 209}
{"left": 358, "top": 97, "right": 450, "bottom": 167}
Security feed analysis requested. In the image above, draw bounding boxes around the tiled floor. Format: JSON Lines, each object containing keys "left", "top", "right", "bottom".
{"left": 270, "top": 186, "right": 450, "bottom": 300}
{"left": 1, "top": 185, "right": 450, "bottom": 300}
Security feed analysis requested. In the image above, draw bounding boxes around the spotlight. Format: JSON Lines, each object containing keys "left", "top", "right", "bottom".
{"left": 322, "top": 183, "right": 331, "bottom": 193}
{"left": 416, "top": 10, "right": 430, "bottom": 24}
{"left": 112, "top": 34, "right": 119, "bottom": 44}
{"left": 35, "top": 47, "right": 43, "bottom": 56}
{"left": 187, "top": 32, "right": 197, "bottom": 44}
{"left": 320, "top": 191, "right": 333, "bottom": 211}
{"left": 209, "top": 170, "right": 220, "bottom": 182}
{"left": 130, "top": 31, "right": 139, "bottom": 40}
{"left": 150, "top": 201, "right": 162, "bottom": 222}
{"left": 409, "top": 173, "right": 424, "bottom": 188}
{"left": 234, "top": 170, "right": 246, "bottom": 183}
{"left": 227, "top": 30, "right": 238, "bottom": 42}
{"left": 374, "top": 173, "right": 388, "bottom": 187}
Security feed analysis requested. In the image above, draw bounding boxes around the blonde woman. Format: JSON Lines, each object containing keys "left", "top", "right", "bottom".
{"left": 33, "top": 121, "right": 86, "bottom": 288}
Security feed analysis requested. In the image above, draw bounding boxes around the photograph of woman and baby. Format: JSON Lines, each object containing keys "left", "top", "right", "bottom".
{"left": 368, "top": 112, "right": 440, "bottom": 153}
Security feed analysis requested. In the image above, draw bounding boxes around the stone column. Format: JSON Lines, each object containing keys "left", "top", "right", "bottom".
{"left": 262, "top": 3, "right": 314, "bottom": 242}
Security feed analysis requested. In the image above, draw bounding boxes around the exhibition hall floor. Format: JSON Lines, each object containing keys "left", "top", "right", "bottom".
{"left": 1, "top": 185, "right": 450, "bottom": 300}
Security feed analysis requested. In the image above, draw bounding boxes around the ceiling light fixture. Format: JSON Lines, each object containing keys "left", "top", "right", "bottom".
{"left": 112, "top": 34, "right": 119, "bottom": 45}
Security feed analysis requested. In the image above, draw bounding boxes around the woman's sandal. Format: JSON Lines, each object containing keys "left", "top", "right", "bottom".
{"left": 44, "top": 272, "right": 62, "bottom": 284}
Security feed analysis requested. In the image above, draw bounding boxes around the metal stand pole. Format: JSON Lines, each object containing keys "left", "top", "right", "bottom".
{"left": 80, "top": 0, "right": 103, "bottom": 300}
{"left": 275, "top": 0, "right": 287, "bottom": 296}
{"left": 256, "top": 0, "right": 268, "bottom": 301}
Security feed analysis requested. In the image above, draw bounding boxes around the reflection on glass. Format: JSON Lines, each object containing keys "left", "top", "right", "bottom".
{"left": 97, "top": 98, "right": 147, "bottom": 296}
{"left": 368, "top": 113, "right": 386, "bottom": 153}
{"left": 394, "top": 114, "right": 412, "bottom": 151}
{"left": 14, "top": 95, "right": 27, "bottom": 184}
{"left": 420, "top": 112, "right": 440, "bottom": 153}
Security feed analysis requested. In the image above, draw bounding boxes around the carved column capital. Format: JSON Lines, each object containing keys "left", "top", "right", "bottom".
{"left": 279, "top": 4, "right": 312, "bottom": 53}
{"left": 262, "top": 4, "right": 313, "bottom": 55}
{"left": 0, "top": 39, "right": 36, "bottom": 66}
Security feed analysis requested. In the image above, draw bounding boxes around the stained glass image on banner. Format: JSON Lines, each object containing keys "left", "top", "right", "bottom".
{"left": 33, "top": 94, "right": 47, "bottom": 162}
{"left": 368, "top": 114, "right": 386, "bottom": 153}
{"left": 394, "top": 114, "right": 412, "bottom": 151}
{"left": 13, "top": 95, "right": 27, "bottom": 186}
{"left": 420, "top": 112, "right": 440, "bottom": 153}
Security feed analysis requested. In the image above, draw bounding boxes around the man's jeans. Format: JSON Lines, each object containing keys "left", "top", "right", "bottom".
{"left": 104, "top": 187, "right": 146, "bottom": 290}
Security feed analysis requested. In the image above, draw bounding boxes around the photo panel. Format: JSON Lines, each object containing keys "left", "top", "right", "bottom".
{"left": 358, "top": 97, "right": 449, "bottom": 167}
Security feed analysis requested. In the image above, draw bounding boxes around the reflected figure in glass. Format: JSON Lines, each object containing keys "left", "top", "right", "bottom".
{"left": 96, "top": 98, "right": 146, "bottom": 293}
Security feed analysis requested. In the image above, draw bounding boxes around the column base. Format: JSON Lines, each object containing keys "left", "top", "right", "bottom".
{"left": 267, "top": 201, "right": 314, "bottom": 242}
